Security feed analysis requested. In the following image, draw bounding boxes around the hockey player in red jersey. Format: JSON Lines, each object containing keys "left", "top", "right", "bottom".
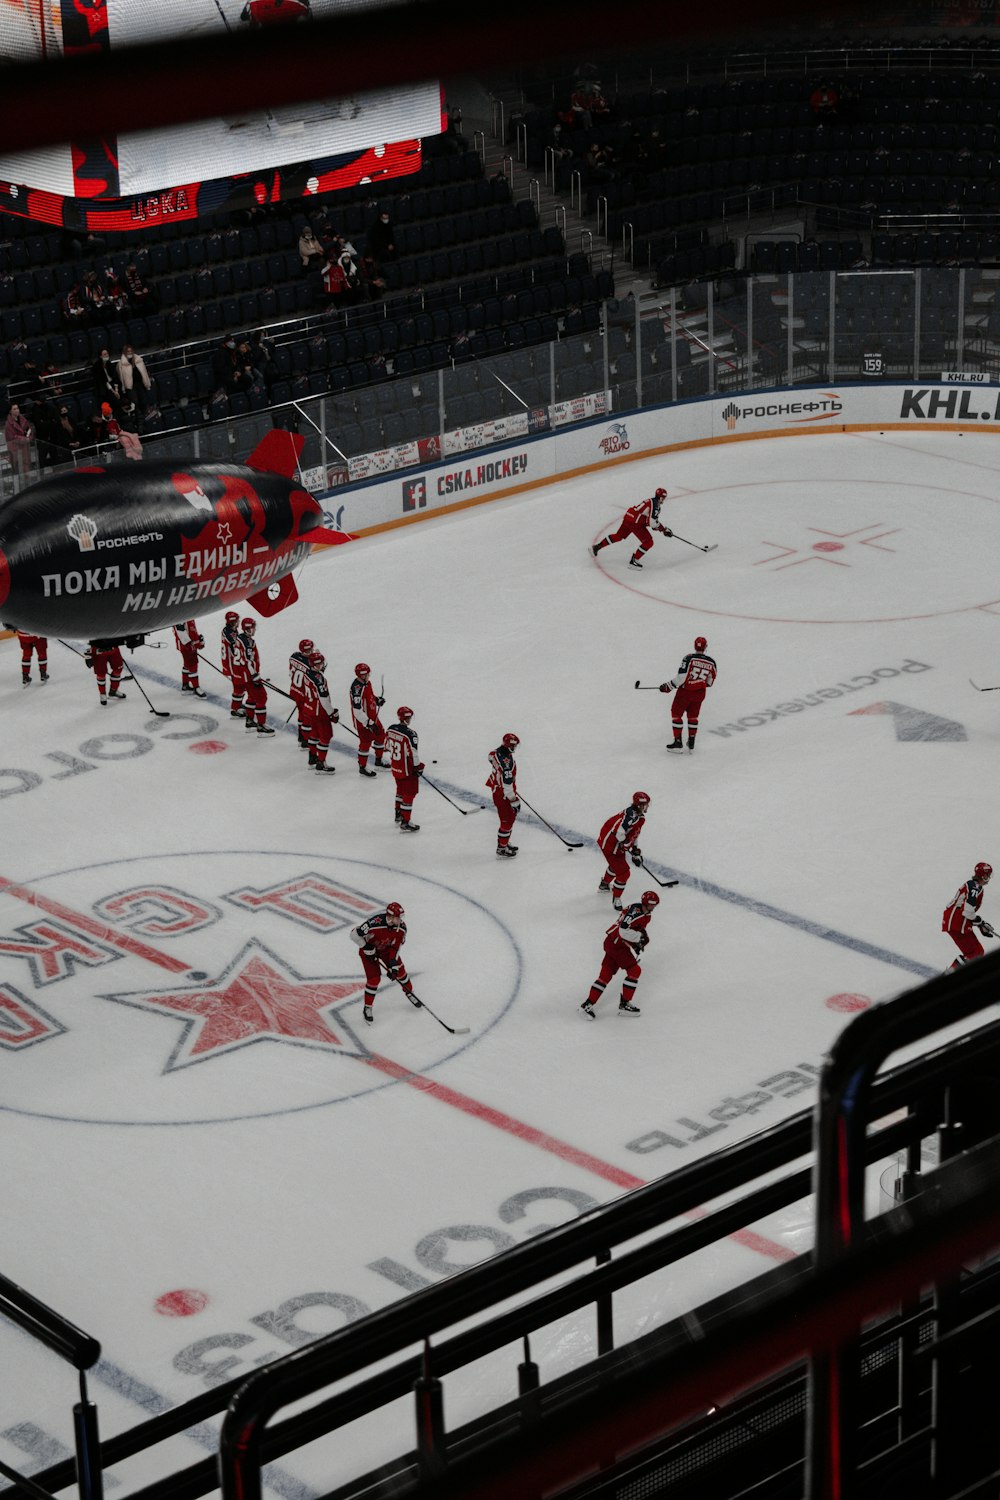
{"left": 17, "top": 631, "right": 48, "bottom": 686}
{"left": 172, "top": 620, "right": 206, "bottom": 698}
{"left": 238, "top": 618, "right": 275, "bottom": 736}
{"left": 350, "top": 663, "right": 387, "bottom": 777}
{"left": 386, "top": 706, "right": 424, "bottom": 830}
{"left": 581, "top": 890, "right": 659, "bottom": 1018}
{"left": 303, "top": 651, "right": 339, "bottom": 774}
{"left": 487, "top": 733, "right": 521, "bottom": 857}
{"left": 84, "top": 641, "right": 126, "bottom": 705}
{"left": 221, "top": 611, "right": 247, "bottom": 720}
{"left": 598, "top": 792, "right": 650, "bottom": 909}
{"left": 350, "top": 901, "right": 422, "bottom": 1025}
{"left": 660, "top": 636, "right": 717, "bottom": 751}
{"left": 289, "top": 638, "right": 315, "bottom": 751}
{"left": 943, "top": 862, "right": 994, "bottom": 969}
{"left": 591, "top": 486, "right": 672, "bottom": 569}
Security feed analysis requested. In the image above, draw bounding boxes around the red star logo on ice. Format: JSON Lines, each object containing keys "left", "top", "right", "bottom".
{"left": 100, "top": 941, "right": 367, "bottom": 1070}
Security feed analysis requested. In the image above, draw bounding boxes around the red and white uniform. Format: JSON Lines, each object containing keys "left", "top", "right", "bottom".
{"left": 350, "top": 910, "right": 414, "bottom": 1009}
{"left": 662, "top": 647, "right": 717, "bottom": 747}
{"left": 172, "top": 620, "right": 204, "bottom": 693}
{"left": 221, "top": 617, "right": 246, "bottom": 716}
{"left": 85, "top": 641, "right": 125, "bottom": 702}
{"left": 302, "top": 662, "right": 336, "bottom": 767}
{"left": 599, "top": 803, "right": 646, "bottom": 905}
{"left": 943, "top": 875, "right": 990, "bottom": 965}
{"left": 487, "top": 743, "right": 519, "bottom": 849}
{"left": 386, "top": 717, "right": 423, "bottom": 826}
{"left": 289, "top": 648, "right": 314, "bottom": 746}
{"left": 586, "top": 902, "right": 654, "bottom": 1011}
{"left": 594, "top": 490, "right": 668, "bottom": 565}
{"left": 239, "top": 630, "right": 268, "bottom": 727}
{"left": 17, "top": 631, "right": 47, "bottom": 685}
{"left": 350, "top": 673, "right": 386, "bottom": 771}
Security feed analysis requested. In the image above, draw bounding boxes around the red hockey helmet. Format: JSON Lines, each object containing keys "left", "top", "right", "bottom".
{"left": 655, "top": 486, "right": 667, "bottom": 498}
{"left": 310, "top": 652, "right": 326, "bottom": 671}
{"left": 241, "top": 617, "right": 255, "bottom": 633}
{"left": 225, "top": 610, "right": 239, "bottom": 623}
{"left": 502, "top": 732, "right": 520, "bottom": 747}
{"left": 397, "top": 705, "right": 413, "bottom": 720}
{"left": 975, "top": 861, "right": 993, "bottom": 882}
{"left": 299, "top": 638, "right": 314, "bottom": 653}
{"left": 385, "top": 901, "right": 404, "bottom": 923}
{"left": 355, "top": 662, "right": 370, "bottom": 676}
{"left": 640, "top": 890, "right": 660, "bottom": 908}
{"left": 632, "top": 790, "right": 651, "bottom": 807}
{"left": 694, "top": 636, "right": 707, "bottom": 651}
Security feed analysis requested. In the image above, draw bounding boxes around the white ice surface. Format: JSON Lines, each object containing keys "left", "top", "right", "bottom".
{"left": 2, "top": 428, "right": 999, "bottom": 1495}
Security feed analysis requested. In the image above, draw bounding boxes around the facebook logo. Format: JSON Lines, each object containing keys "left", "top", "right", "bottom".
{"left": 402, "top": 478, "right": 427, "bottom": 511}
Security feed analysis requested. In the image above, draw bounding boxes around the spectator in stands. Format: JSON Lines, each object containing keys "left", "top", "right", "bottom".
{"left": 31, "top": 396, "right": 60, "bottom": 468}
{"left": 368, "top": 209, "right": 397, "bottom": 263}
{"left": 54, "top": 403, "right": 85, "bottom": 455}
{"left": 442, "top": 105, "right": 465, "bottom": 154}
{"left": 809, "top": 78, "right": 839, "bottom": 121}
{"left": 250, "top": 330, "right": 277, "bottom": 387}
{"left": 585, "top": 142, "right": 615, "bottom": 184}
{"left": 298, "top": 224, "right": 325, "bottom": 271}
{"left": 125, "top": 261, "right": 158, "bottom": 313}
{"left": 358, "top": 254, "right": 387, "bottom": 301}
{"left": 104, "top": 267, "right": 128, "bottom": 317}
{"left": 82, "top": 269, "right": 111, "bottom": 324}
{"left": 321, "top": 248, "right": 362, "bottom": 306}
{"left": 62, "top": 282, "right": 88, "bottom": 326}
{"left": 4, "top": 402, "right": 35, "bottom": 484}
{"left": 235, "top": 339, "right": 265, "bottom": 389}
{"left": 117, "top": 344, "right": 152, "bottom": 413}
{"left": 547, "top": 122, "right": 574, "bottom": 162}
{"left": 92, "top": 347, "right": 122, "bottom": 410}
{"left": 101, "top": 401, "right": 143, "bottom": 461}
{"left": 571, "top": 81, "right": 609, "bottom": 128}
{"left": 8, "top": 339, "right": 41, "bottom": 398}
{"left": 212, "top": 336, "right": 246, "bottom": 394}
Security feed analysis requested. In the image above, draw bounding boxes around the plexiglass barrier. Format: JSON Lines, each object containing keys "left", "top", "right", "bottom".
{"left": 4, "top": 266, "right": 999, "bottom": 498}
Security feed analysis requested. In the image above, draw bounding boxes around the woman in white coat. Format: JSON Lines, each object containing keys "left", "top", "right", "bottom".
{"left": 117, "top": 345, "right": 152, "bottom": 413}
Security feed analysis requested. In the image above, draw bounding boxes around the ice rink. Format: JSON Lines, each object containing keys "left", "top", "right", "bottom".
{"left": 2, "top": 425, "right": 998, "bottom": 1495}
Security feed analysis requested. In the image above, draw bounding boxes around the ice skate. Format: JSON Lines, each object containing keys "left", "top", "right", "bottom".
{"left": 580, "top": 1001, "right": 596, "bottom": 1020}
{"left": 256, "top": 724, "right": 275, "bottom": 736}
{"left": 359, "top": 766, "right": 377, "bottom": 777}
{"left": 666, "top": 740, "right": 685, "bottom": 752}
{"left": 314, "top": 763, "right": 336, "bottom": 774}
{"left": 496, "top": 845, "right": 518, "bottom": 858}
{"left": 618, "top": 1001, "right": 641, "bottom": 1016}
{"left": 399, "top": 821, "right": 420, "bottom": 832}
{"left": 363, "top": 1005, "right": 373, "bottom": 1025}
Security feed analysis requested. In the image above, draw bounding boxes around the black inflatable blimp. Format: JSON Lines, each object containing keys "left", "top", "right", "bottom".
{"left": 0, "top": 431, "right": 347, "bottom": 641}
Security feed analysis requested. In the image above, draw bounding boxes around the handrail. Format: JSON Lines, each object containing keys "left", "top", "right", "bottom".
{"left": 218, "top": 1011, "right": 1000, "bottom": 1500}
{"left": 0, "top": 1271, "right": 100, "bottom": 1370}
{"left": 807, "top": 948, "right": 1000, "bottom": 1499}
{"left": 569, "top": 170, "right": 583, "bottom": 214}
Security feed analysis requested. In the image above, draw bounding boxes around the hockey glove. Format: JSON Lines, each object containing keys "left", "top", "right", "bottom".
{"left": 631, "top": 852, "right": 643, "bottom": 868}
{"left": 376, "top": 695, "right": 386, "bottom": 707}
{"left": 331, "top": 709, "right": 340, "bottom": 723}
{"left": 980, "top": 921, "right": 996, "bottom": 939}
{"left": 509, "top": 799, "right": 521, "bottom": 813}
{"left": 386, "top": 961, "right": 400, "bottom": 979}
{"left": 361, "top": 944, "right": 377, "bottom": 959}
{"left": 659, "top": 526, "right": 673, "bottom": 537}
{"left": 659, "top": 682, "right": 671, "bottom": 693}
{"left": 416, "top": 763, "right": 425, "bottom": 775}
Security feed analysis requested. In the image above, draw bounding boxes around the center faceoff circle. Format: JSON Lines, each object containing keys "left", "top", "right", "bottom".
{"left": 0, "top": 851, "right": 520, "bottom": 1125}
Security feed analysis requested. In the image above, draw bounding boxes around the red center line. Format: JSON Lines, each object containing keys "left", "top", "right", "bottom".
{"left": 366, "top": 1052, "right": 794, "bottom": 1264}
{"left": 0, "top": 875, "right": 192, "bottom": 974}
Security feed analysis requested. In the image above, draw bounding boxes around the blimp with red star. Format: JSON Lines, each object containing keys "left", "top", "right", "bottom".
{"left": 0, "top": 430, "right": 349, "bottom": 642}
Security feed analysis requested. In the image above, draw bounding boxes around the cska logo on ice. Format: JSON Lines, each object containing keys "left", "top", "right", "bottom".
{"left": 0, "top": 852, "right": 518, "bottom": 1125}
{"left": 599, "top": 422, "right": 631, "bottom": 455}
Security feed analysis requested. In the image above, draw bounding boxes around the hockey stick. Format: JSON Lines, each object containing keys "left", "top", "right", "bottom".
{"left": 120, "top": 673, "right": 170, "bottom": 718}
{"left": 375, "top": 958, "right": 471, "bottom": 1034}
{"left": 58, "top": 639, "right": 169, "bottom": 716}
{"left": 670, "top": 531, "right": 718, "bottom": 554}
{"left": 197, "top": 652, "right": 228, "bottom": 678}
{"left": 415, "top": 997, "right": 470, "bottom": 1036}
{"left": 970, "top": 679, "right": 1000, "bottom": 692}
{"left": 642, "top": 869, "right": 679, "bottom": 890}
{"left": 634, "top": 681, "right": 662, "bottom": 690}
{"left": 517, "top": 794, "right": 584, "bottom": 849}
{"left": 420, "top": 771, "right": 486, "bottom": 815}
